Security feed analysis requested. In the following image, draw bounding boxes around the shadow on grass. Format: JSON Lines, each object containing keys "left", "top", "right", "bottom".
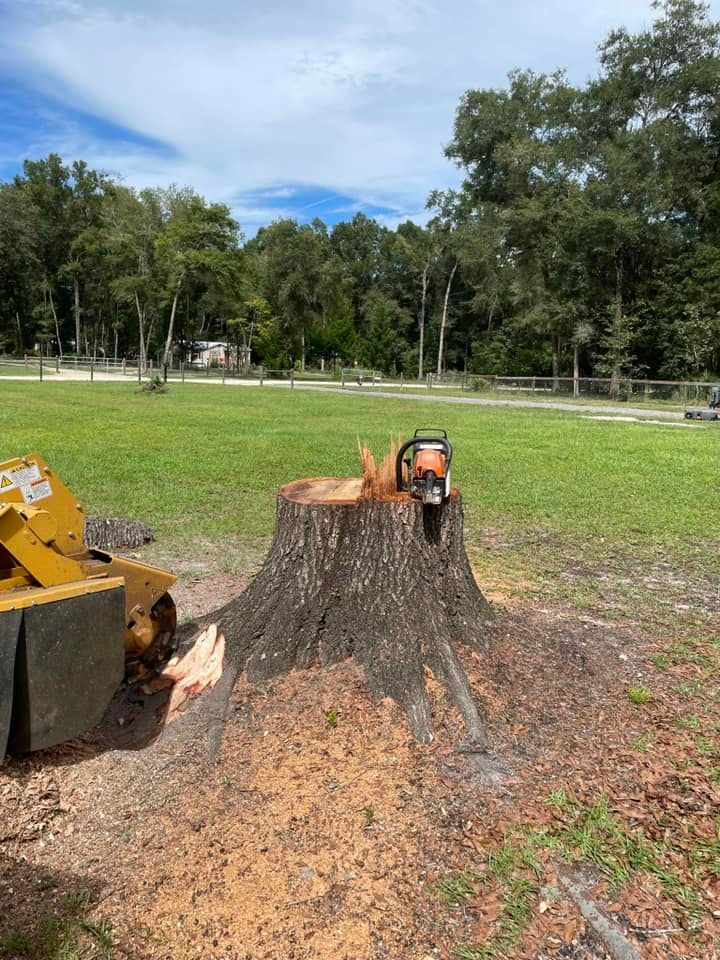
{"left": 0, "top": 855, "right": 110, "bottom": 960}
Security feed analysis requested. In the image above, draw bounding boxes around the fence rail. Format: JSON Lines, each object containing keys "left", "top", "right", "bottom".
{"left": 1, "top": 355, "right": 717, "bottom": 404}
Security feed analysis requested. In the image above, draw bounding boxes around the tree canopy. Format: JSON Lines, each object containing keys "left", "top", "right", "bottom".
{"left": 1, "top": 0, "right": 719, "bottom": 380}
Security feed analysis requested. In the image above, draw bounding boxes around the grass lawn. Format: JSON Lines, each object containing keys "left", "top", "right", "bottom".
{"left": 0, "top": 363, "right": 49, "bottom": 377}
{"left": 1, "top": 380, "right": 717, "bottom": 564}
{"left": 3, "top": 380, "right": 720, "bottom": 959}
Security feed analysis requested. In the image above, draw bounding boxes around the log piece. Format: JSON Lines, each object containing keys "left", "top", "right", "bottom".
{"left": 84, "top": 517, "right": 153, "bottom": 552}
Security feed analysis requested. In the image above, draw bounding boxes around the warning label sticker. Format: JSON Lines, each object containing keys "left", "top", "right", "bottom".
{"left": 20, "top": 478, "right": 52, "bottom": 504}
{"left": 0, "top": 462, "right": 49, "bottom": 501}
{"left": 10, "top": 463, "right": 41, "bottom": 487}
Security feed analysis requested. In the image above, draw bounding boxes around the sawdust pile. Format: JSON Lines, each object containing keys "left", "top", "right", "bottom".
{"left": 358, "top": 435, "right": 404, "bottom": 499}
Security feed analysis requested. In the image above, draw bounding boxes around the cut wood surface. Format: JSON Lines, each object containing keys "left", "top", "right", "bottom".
{"left": 199, "top": 475, "right": 494, "bottom": 747}
{"left": 281, "top": 477, "right": 363, "bottom": 504}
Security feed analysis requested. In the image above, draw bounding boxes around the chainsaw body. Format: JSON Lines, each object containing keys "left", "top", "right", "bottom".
{"left": 0, "top": 455, "right": 176, "bottom": 756}
{"left": 396, "top": 430, "right": 452, "bottom": 506}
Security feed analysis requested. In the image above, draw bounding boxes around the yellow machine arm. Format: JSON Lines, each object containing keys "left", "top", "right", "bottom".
{"left": 0, "top": 455, "right": 176, "bottom": 657}
{"left": 0, "top": 455, "right": 177, "bottom": 755}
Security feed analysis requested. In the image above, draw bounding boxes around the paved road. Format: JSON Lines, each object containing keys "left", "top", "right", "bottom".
{"left": 295, "top": 384, "right": 687, "bottom": 420}
{"left": 0, "top": 369, "right": 688, "bottom": 420}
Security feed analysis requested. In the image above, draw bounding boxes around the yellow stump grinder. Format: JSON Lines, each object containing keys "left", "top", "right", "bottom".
{"left": 0, "top": 454, "right": 176, "bottom": 757}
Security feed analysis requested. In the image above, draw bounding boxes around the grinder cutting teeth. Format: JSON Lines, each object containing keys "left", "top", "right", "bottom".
{"left": 0, "top": 454, "right": 176, "bottom": 758}
{"left": 396, "top": 429, "right": 452, "bottom": 507}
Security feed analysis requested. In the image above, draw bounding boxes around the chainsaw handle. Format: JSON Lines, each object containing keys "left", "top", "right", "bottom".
{"left": 395, "top": 437, "right": 452, "bottom": 492}
{"left": 413, "top": 428, "right": 448, "bottom": 438}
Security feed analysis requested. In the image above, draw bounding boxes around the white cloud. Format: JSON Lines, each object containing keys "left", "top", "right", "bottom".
{"left": 1, "top": 0, "right": 706, "bottom": 232}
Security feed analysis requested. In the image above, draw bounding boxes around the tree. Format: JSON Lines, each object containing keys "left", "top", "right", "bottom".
{"left": 255, "top": 220, "right": 326, "bottom": 369}
{"left": 0, "top": 184, "right": 40, "bottom": 352}
{"left": 105, "top": 186, "right": 164, "bottom": 372}
{"left": 156, "top": 187, "right": 241, "bottom": 368}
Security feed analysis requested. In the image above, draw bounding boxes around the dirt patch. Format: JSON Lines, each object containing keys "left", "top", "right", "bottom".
{"left": 4, "top": 587, "right": 711, "bottom": 960}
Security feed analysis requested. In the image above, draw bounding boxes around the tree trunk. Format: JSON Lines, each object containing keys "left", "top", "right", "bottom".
{"left": 163, "top": 280, "right": 182, "bottom": 368}
{"left": 437, "top": 260, "right": 458, "bottom": 378}
{"left": 209, "top": 478, "right": 493, "bottom": 746}
{"left": 73, "top": 275, "right": 81, "bottom": 356}
{"left": 552, "top": 335, "right": 561, "bottom": 392}
{"left": 418, "top": 259, "right": 429, "bottom": 381}
{"left": 134, "top": 291, "right": 146, "bottom": 373}
{"left": 48, "top": 285, "right": 63, "bottom": 359}
{"left": 573, "top": 340, "right": 580, "bottom": 398}
{"left": 610, "top": 257, "right": 623, "bottom": 401}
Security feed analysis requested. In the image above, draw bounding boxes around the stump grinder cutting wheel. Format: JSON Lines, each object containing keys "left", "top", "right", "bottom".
{"left": 0, "top": 454, "right": 176, "bottom": 757}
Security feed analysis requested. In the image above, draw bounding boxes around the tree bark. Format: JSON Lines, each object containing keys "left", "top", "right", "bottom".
{"left": 418, "top": 259, "right": 429, "bottom": 380}
{"left": 84, "top": 517, "right": 153, "bottom": 551}
{"left": 437, "top": 260, "right": 458, "bottom": 378}
{"left": 209, "top": 478, "right": 493, "bottom": 745}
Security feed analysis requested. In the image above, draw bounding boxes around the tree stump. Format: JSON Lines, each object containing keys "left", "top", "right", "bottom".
{"left": 212, "top": 478, "right": 493, "bottom": 745}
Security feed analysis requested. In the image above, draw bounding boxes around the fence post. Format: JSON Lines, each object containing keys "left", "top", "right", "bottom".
{"left": 39, "top": 351, "right": 43, "bottom": 382}
{"left": 222, "top": 364, "right": 225, "bottom": 384}
{"left": 259, "top": 366, "right": 264, "bottom": 387}
{"left": 122, "top": 358, "right": 126, "bottom": 376}
{"left": 181, "top": 361, "right": 185, "bottom": 383}
{"left": 24, "top": 354, "right": 28, "bottom": 369}
{"left": 206, "top": 362, "right": 210, "bottom": 378}
{"left": 341, "top": 369, "right": 345, "bottom": 389}
{"left": 90, "top": 356, "right": 94, "bottom": 381}
{"left": 55, "top": 356, "right": 60, "bottom": 374}
{"left": 400, "top": 372, "right": 403, "bottom": 389}
{"left": 291, "top": 369, "right": 295, "bottom": 389}
{"left": 163, "top": 363, "right": 168, "bottom": 384}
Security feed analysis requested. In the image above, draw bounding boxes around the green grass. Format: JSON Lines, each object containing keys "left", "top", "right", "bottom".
{"left": 0, "top": 381, "right": 717, "bottom": 564}
{"left": 442, "top": 791, "right": 708, "bottom": 959}
{"left": 0, "top": 363, "right": 49, "bottom": 377}
{"left": 627, "top": 685, "right": 653, "bottom": 705}
{"left": 0, "top": 890, "right": 115, "bottom": 960}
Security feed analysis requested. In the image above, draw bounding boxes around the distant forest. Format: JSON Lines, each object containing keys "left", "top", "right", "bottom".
{"left": 1, "top": 0, "right": 719, "bottom": 381}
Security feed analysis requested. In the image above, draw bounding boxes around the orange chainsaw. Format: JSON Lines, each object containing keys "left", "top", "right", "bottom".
{"left": 396, "top": 429, "right": 452, "bottom": 506}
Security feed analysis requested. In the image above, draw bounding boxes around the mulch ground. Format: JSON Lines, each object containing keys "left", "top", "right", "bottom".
{"left": 1, "top": 572, "right": 718, "bottom": 960}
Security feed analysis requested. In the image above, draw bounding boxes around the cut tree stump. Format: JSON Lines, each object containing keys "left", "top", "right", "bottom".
{"left": 208, "top": 477, "right": 494, "bottom": 745}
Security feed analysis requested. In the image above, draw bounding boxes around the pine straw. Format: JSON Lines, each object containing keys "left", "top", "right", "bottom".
{"left": 357, "top": 434, "right": 405, "bottom": 499}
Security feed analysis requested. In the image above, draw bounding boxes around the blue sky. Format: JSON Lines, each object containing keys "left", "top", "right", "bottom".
{"left": 1, "top": 0, "right": 713, "bottom": 235}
